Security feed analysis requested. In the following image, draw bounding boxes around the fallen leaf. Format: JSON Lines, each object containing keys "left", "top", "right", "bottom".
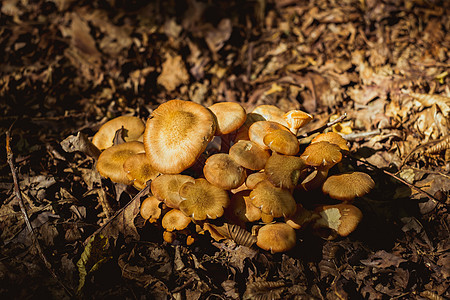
{"left": 157, "top": 53, "right": 189, "bottom": 91}
{"left": 360, "top": 250, "right": 407, "bottom": 269}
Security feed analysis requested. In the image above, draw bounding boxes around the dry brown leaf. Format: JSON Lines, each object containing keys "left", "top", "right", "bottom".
{"left": 157, "top": 53, "right": 189, "bottom": 91}
{"left": 361, "top": 250, "right": 407, "bottom": 269}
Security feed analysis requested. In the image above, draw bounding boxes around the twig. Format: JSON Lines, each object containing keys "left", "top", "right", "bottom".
{"left": 342, "top": 129, "right": 381, "bottom": 141}
{"left": 83, "top": 183, "right": 151, "bottom": 246}
{"left": 6, "top": 124, "right": 74, "bottom": 297}
{"left": 299, "top": 113, "right": 347, "bottom": 138}
{"left": 171, "top": 277, "right": 195, "bottom": 294}
{"left": 348, "top": 154, "right": 447, "bottom": 208}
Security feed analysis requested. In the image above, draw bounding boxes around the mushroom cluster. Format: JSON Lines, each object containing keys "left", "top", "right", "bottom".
{"left": 92, "top": 100, "right": 375, "bottom": 253}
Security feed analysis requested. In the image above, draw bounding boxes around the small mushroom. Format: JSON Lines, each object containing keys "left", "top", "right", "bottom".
{"left": 235, "top": 113, "right": 266, "bottom": 141}
{"left": 96, "top": 141, "right": 145, "bottom": 184}
{"left": 203, "top": 153, "right": 246, "bottom": 190}
{"left": 264, "top": 153, "right": 307, "bottom": 189}
{"left": 256, "top": 223, "right": 296, "bottom": 253}
{"left": 229, "top": 140, "right": 270, "bottom": 171}
{"left": 226, "top": 190, "right": 261, "bottom": 225}
{"left": 123, "top": 153, "right": 160, "bottom": 190}
{"left": 322, "top": 172, "right": 375, "bottom": 201}
{"left": 313, "top": 204, "right": 363, "bottom": 238}
{"left": 311, "top": 132, "right": 349, "bottom": 151}
{"left": 92, "top": 116, "right": 145, "bottom": 150}
{"left": 300, "top": 168, "right": 329, "bottom": 191}
{"left": 208, "top": 102, "right": 247, "bottom": 135}
{"left": 162, "top": 209, "right": 192, "bottom": 232}
{"left": 248, "top": 121, "right": 291, "bottom": 149}
{"left": 285, "top": 204, "right": 319, "bottom": 230}
{"left": 300, "top": 141, "right": 342, "bottom": 169}
{"left": 263, "top": 129, "right": 300, "bottom": 155}
{"left": 143, "top": 99, "right": 216, "bottom": 174}
{"left": 140, "top": 195, "right": 162, "bottom": 223}
{"left": 249, "top": 180, "right": 296, "bottom": 218}
{"left": 179, "top": 178, "right": 230, "bottom": 221}
{"left": 252, "top": 105, "right": 289, "bottom": 127}
{"left": 245, "top": 171, "right": 267, "bottom": 189}
{"left": 151, "top": 174, "right": 195, "bottom": 209}
{"left": 283, "top": 110, "right": 313, "bottom": 135}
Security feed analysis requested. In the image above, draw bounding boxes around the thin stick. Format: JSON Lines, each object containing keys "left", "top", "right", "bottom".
{"left": 299, "top": 113, "right": 347, "bottom": 138}
{"left": 6, "top": 125, "right": 73, "bottom": 297}
{"left": 348, "top": 154, "right": 447, "bottom": 207}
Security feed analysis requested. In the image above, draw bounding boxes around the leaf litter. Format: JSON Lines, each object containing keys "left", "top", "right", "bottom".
{"left": 1, "top": 0, "right": 449, "bottom": 299}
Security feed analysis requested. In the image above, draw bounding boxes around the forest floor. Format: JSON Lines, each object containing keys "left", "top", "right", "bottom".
{"left": 1, "top": 0, "right": 449, "bottom": 299}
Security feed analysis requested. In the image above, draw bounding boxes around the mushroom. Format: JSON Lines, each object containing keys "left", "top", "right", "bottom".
{"left": 208, "top": 102, "right": 247, "bottom": 135}
{"left": 300, "top": 168, "right": 329, "bottom": 191}
{"left": 234, "top": 113, "right": 266, "bottom": 141}
{"left": 285, "top": 204, "right": 319, "bottom": 230}
{"left": 300, "top": 141, "right": 342, "bottom": 169}
{"left": 263, "top": 129, "right": 300, "bottom": 155}
{"left": 151, "top": 174, "right": 195, "bottom": 209}
{"left": 143, "top": 99, "right": 216, "bottom": 174}
{"left": 92, "top": 116, "right": 145, "bottom": 150}
{"left": 96, "top": 141, "right": 145, "bottom": 184}
{"left": 311, "top": 132, "right": 349, "bottom": 151}
{"left": 249, "top": 180, "right": 296, "bottom": 218}
{"left": 248, "top": 121, "right": 291, "bottom": 149}
{"left": 162, "top": 209, "right": 192, "bottom": 232}
{"left": 313, "top": 203, "right": 363, "bottom": 238}
{"left": 256, "top": 223, "right": 296, "bottom": 253}
{"left": 203, "top": 153, "right": 246, "bottom": 190}
{"left": 264, "top": 153, "right": 307, "bottom": 189}
{"left": 179, "top": 178, "right": 230, "bottom": 221}
{"left": 226, "top": 190, "right": 261, "bottom": 225}
{"left": 123, "top": 153, "right": 160, "bottom": 190}
{"left": 229, "top": 140, "right": 270, "bottom": 171}
{"left": 322, "top": 172, "right": 375, "bottom": 201}
{"left": 283, "top": 110, "right": 313, "bottom": 135}
{"left": 245, "top": 171, "right": 267, "bottom": 189}
{"left": 252, "top": 105, "right": 289, "bottom": 127}
{"left": 140, "top": 195, "right": 162, "bottom": 223}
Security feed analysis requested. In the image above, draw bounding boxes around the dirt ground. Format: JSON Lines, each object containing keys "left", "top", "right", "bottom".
{"left": 1, "top": 0, "right": 449, "bottom": 299}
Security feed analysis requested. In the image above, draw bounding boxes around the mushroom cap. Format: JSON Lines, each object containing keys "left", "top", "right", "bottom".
{"left": 314, "top": 204, "right": 363, "bottom": 237}
{"left": 151, "top": 174, "right": 195, "bottom": 209}
{"left": 263, "top": 129, "right": 300, "bottom": 155}
{"left": 249, "top": 180, "right": 296, "bottom": 218}
{"left": 264, "top": 153, "right": 306, "bottom": 189}
{"left": 226, "top": 190, "right": 261, "bottom": 224}
{"left": 179, "top": 178, "right": 230, "bottom": 221}
{"left": 143, "top": 99, "right": 216, "bottom": 174}
{"left": 283, "top": 110, "right": 313, "bottom": 134}
{"left": 322, "top": 172, "right": 375, "bottom": 201}
{"left": 311, "top": 132, "right": 349, "bottom": 151}
{"left": 229, "top": 140, "right": 270, "bottom": 170}
{"left": 203, "top": 153, "right": 246, "bottom": 190}
{"left": 256, "top": 223, "right": 296, "bottom": 253}
{"left": 249, "top": 121, "right": 291, "bottom": 149}
{"left": 96, "top": 141, "right": 145, "bottom": 184}
{"left": 300, "top": 141, "right": 342, "bottom": 168}
{"left": 163, "top": 231, "right": 176, "bottom": 243}
{"left": 208, "top": 102, "right": 247, "bottom": 135}
{"left": 162, "top": 209, "right": 192, "bottom": 232}
{"left": 245, "top": 171, "right": 267, "bottom": 189}
{"left": 140, "top": 195, "right": 162, "bottom": 223}
{"left": 234, "top": 113, "right": 266, "bottom": 141}
{"left": 252, "top": 105, "right": 289, "bottom": 127}
{"left": 123, "top": 153, "right": 160, "bottom": 190}
{"left": 300, "top": 168, "right": 328, "bottom": 191}
{"left": 92, "top": 116, "right": 145, "bottom": 150}
{"left": 285, "top": 204, "right": 319, "bottom": 230}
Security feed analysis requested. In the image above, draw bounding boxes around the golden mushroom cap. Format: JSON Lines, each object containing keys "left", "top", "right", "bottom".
{"left": 263, "top": 129, "right": 300, "bottom": 155}
{"left": 92, "top": 116, "right": 145, "bottom": 150}
{"left": 151, "top": 174, "right": 195, "bottom": 209}
{"left": 162, "top": 209, "right": 192, "bottom": 232}
{"left": 143, "top": 99, "right": 216, "bottom": 174}
{"left": 311, "top": 132, "right": 349, "bottom": 151}
{"left": 203, "top": 153, "right": 246, "bottom": 190}
{"left": 300, "top": 168, "right": 329, "bottom": 191}
{"left": 179, "top": 178, "right": 230, "bottom": 221}
{"left": 140, "top": 195, "right": 162, "bottom": 223}
{"left": 285, "top": 204, "right": 319, "bottom": 230}
{"left": 300, "top": 141, "right": 342, "bottom": 169}
{"left": 208, "top": 102, "right": 247, "bottom": 135}
{"left": 245, "top": 171, "right": 267, "bottom": 189}
{"left": 249, "top": 180, "right": 296, "bottom": 218}
{"left": 226, "top": 190, "right": 253, "bottom": 225}
{"left": 322, "top": 172, "right": 375, "bottom": 201}
{"left": 234, "top": 113, "right": 266, "bottom": 141}
{"left": 248, "top": 121, "right": 291, "bottom": 150}
{"left": 252, "top": 105, "right": 289, "bottom": 127}
{"left": 264, "top": 153, "right": 307, "bottom": 189}
{"left": 229, "top": 140, "right": 270, "bottom": 171}
{"left": 314, "top": 204, "right": 363, "bottom": 237}
{"left": 283, "top": 110, "right": 313, "bottom": 134}
{"left": 123, "top": 153, "right": 160, "bottom": 190}
{"left": 96, "top": 141, "right": 145, "bottom": 184}
{"left": 256, "top": 223, "right": 296, "bottom": 253}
